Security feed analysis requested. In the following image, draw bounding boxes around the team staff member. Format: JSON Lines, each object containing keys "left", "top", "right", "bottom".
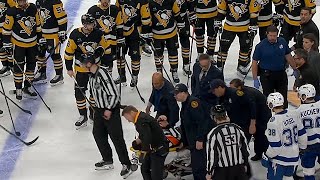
{"left": 206, "top": 105, "right": 250, "bottom": 180}
{"left": 174, "top": 83, "right": 212, "bottom": 180}
{"left": 293, "top": 49, "right": 320, "bottom": 98}
{"left": 3, "top": 0, "right": 43, "bottom": 100}
{"left": 291, "top": 7, "right": 319, "bottom": 50}
{"left": 0, "top": 0, "right": 16, "bottom": 77}
{"left": 210, "top": 79, "right": 256, "bottom": 141}
{"left": 191, "top": 54, "right": 223, "bottom": 111}
{"left": 34, "top": 0, "right": 68, "bottom": 85}
{"left": 252, "top": 25, "right": 298, "bottom": 108}
{"left": 122, "top": 105, "right": 169, "bottom": 180}
{"left": 303, "top": 33, "right": 320, "bottom": 82}
{"left": 79, "top": 45, "right": 136, "bottom": 178}
{"left": 145, "top": 72, "right": 179, "bottom": 128}
{"left": 230, "top": 79, "right": 271, "bottom": 161}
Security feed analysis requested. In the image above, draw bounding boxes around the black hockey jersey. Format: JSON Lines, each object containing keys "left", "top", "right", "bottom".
{"left": 3, "top": 3, "right": 42, "bottom": 47}
{"left": 217, "top": 0, "right": 260, "bottom": 32}
{"left": 257, "top": 0, "right": 282, "bottom": 27}
{"left": 193, "top": 0, "right": 218, "bottom": 19}
{"left": 116, "top": 0, "right": 151, "bottom": 36}
{"left": 0, "top": 0, "right": 15, "bottom": 34}
{"left": 87, "top": 4, "right": 123, "bottom": 47}
{"left": 149, "top": 0, "right": 182, "bottom": 39}
{"left": 64, "top": 28, "right": 109, "bottom": 73}
{"left": 36, "top": 0, "right": 68, "bottom": 39}
{"left": 283, "top": 0, "right": 316, "bottom": 26}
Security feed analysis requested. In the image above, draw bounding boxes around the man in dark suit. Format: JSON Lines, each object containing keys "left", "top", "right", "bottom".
{"left": 146, "top": 72, "right": 179, "bottom": 128}
{"left": 191, "top": 54, "right": 224, "bottom": 111}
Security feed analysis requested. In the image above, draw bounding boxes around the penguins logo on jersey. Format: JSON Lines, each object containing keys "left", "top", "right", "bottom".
{"left": 228, "top": 3, "right": 247, "bottom": 21}
{"left": 0, "top": 2, "right": 7, "bottom": 18}
{"left": 18, "top": 17, "right": 36, "bottom": 36}
{"left": 39, "top": 8, "right": 51, "bottom": 26}
{"left": 154, "top": 0, "right": 164, "bottom": 6}
{"left": 122, "top": 5, "right": 137, "bottom": 23}
{"left": 287, "top": 0, "right": 301, "bottom": 12}
{"left": 79, "top": 42, "right": 98, "bottom": 54}
{"left": 256, "top": 0, "right": 269, "bottom": 9}
{"left": 97, "top": 15, "right": 115, "bottom": 33}
{"left": 155, "top": 10, "right": 172, "bottom": 28}
{"left": 199, "top": 0, "right": 211, "bottom": 6}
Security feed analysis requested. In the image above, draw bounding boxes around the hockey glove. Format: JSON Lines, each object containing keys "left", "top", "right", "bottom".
{"left": 253, "top": 78, "right": 261, "bottom": 89}
{"left": 177, "top": 22, "right": 186, "bottom": 35}
{"left": 58, "top": 31, "right": 67, "bottom": 43}
{"left": 38, "top": 38, "right": 47, "bottom": 57}
{"left": 188, "top": 12, "right": 197, "bottom": 26}
{"left": 248, "top": 26, "right": 258, "bottom": 38}
{"left": 140, "top": 33, "right": 153, "bottom": 46}
{"left": 261, "top": 153, "right": 271, "bottom": 168}
{"left": 3, "top": 43, "right": 13, "bottom": 55}
{"left": 214, "top": 20, "right": 222, "bottom": 35}
{"left": 273, "top": 13, "right": 283, "bottom": 27}
{"left": 94, "top": 46, "right": 104, "bottom": 59}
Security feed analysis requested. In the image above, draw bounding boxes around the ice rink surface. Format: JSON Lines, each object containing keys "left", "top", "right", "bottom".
{"left": 0, "top": 0, "right": 319, "bottom": 179}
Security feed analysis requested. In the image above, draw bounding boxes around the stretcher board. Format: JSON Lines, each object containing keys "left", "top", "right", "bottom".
{"left": 288, "top": 90, "right": 301, "bottom": 108}
{"left": 130, "top": 146, "right": 178, "bottom": 154}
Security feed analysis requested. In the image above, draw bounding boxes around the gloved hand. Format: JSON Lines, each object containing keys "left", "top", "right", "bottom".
{"left": 177, "top": 22, "right": 186, "bottom": 35}
{"left": 81, "top": 52, "right": 94, "bottom": 64}
{"left": 273, "top": 13, "right": 283, "bottom": 27}
{"left": 214, "top": 20, "right": 222, "bottom": 35}
{"left": 94, "top": 46, "right": 104, "bottom": 59}
{"left": 248, "top": 25, "right": 258, "bottom": 38}
{"left": 299, "top": 148, "right": 307, "bottom": 156}
{"left": 38, "top": 38, "right": 47, "bottom": 57}
{"left": 293, "top": 69, "right": 300, "bottom": 79}
{"left": 3, "top": 43, "right": 13, "bottom": 55}
{"left": 58, "top": 31, "right": 67, "bottom": 43}
{"left": 261, "top": 153, "right": 271, "bottom": 168}
{"left": 188, "top": 12, "right": 197, "bottom": 26}
{"left": 253, "top": 78, "right": 261, "bottom": 89}
{"left": 140, "top": 33, "right": 153, "bottom": 46}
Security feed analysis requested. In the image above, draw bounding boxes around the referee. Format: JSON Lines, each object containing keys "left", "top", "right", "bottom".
{"left": 80, "top": 51, "right": 135, "bottom": 178}
{"left": 206, "top": 105, "right": 251, "bottom": 180}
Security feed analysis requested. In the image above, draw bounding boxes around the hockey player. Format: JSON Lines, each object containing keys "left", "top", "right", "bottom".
{"left": 87, "top": 0, "right": 124, "bottom": 75}
{"left": 0, "top": 0, "right": 16, "bottom": 77}
{"left": 116, "top": 0, "right": 151, "bottom": 87}
{"left": 296, "top": 84, "right": 320, "bottom": 180}
{"left": 280, "top": 0, "right": 316, "bottom": 43}
{"left": 215, "top": 0, "right": 260, "bottom": 75}
{"left": 34, "top": 0, "right": 68, "bottom": 85}
{"left": 262, "top": 92, "right": 307, "bottom": 180}
{"left": 149, "top": 0, "right": 186, "bottom": 83}
{"left": 64, "top": 14, "right": 106, "bottom": 129}
{"left": 193, "top": 0, "right": 218, "bottom": 60}
{"left": 3, "top": 0, "right": 44, "bottom": 100}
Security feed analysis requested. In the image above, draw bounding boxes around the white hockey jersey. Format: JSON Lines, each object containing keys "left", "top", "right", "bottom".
{"left": 265, "top": 110, "right": 307, "bottom": 166}
{"left": 296, "top": 101, "right": 320, "bottom": 149}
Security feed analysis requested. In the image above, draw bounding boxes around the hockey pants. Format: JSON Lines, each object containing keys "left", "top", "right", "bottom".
{"left": 92, "top": 107, "right": 131, "bottom": 166}
{"left": 74, "top": 71, "right": 95, "bottom": 117}
{"left": 267, "top": 163, "right": 295, "bottom": 180}
{"left": 195, "top": 18, "right": 216, "bottom": 55}
{"left": 153, "top": 35, "right": 179, "bottom": 73}
{"left": 217, "top": 30, "right": 251, "bottom": 69}
{"left": 13, "top": 45, "right": 37, "bottom": 89}
{"left": 301, "top": 149, "right": 320, "bottom": 180}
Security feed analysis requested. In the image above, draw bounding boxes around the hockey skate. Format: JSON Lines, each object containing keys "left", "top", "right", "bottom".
{"left": 141, "top": 44, "right": 152, "bottom": 57}
{"left": 130, "top": 75, "right": 138, "bottom": 89}
{"left": 75, "top": 115, "right": 88, "bottom": 130}
{"left": 114, "top": 76, "right": 127, "bottom": 87}
{"left": 0, "top": 66, "right": 11, "bottom": 77}
{"left": 23, "top": 87, "right": 37, "bottom": 99}
{"left": 182, "top": 64, "right": 192, "bottom": 76}
{"left": 95, "top": 160, "right": 114, "bottom": 170}
{"left": 171, "top": 71, "right": 180, "bottom": 84}
{"left": 0, "top": 109, "right": 3, "bottom": 117}
{"left": 120, "top": 164, "right": 137, "bottom": 179}
{"left": 33, "top": 72, "right": 47, "bottom": 85}
{"left": 15, "top": 89, "right": 23, "bottom": 102}
{"left": 50, "top": 75, "right": 64, "bottom": 86}
{"left": 237, "top": 63, "right": 251, "bottom": 77}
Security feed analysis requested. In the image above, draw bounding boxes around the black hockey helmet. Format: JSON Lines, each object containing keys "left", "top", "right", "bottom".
{"left": 210, "top": 104, "right": 227, "bottom": 120}
{"left": 81, "top": 13, "right": 96, "bottom": 25}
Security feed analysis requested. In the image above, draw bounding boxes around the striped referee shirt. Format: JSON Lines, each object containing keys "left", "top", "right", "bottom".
{"left": 89, "top": 66, "right": 120, "bottom": 109}
{"left": 206, "top": 122, "right": 249, "bottom": 175}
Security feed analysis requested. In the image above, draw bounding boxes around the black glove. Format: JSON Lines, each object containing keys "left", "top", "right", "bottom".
{"left": 38, "top": 38, "right": 47, "bottom": 57}
{"left": 214, "top": 20, "right": 222, "bottom": 35}
{"left": 248, "top": 26, "right": 258, "bottom": 38}
{"left": 140, "top": 33, "right": 153, "bottom": 46}
{"left": 81, "top": 52, "right": 94, "bottom": 64}
{"left": 299, "top": 148, "right": 307, "bottom": 156}
{"left": 188, "top": 12, "right": 197, "bottom": 26}
{"left": 94, "top": 46, "right": 104, "bottom": 59}
{"left": 58, "top": 31, "right": 67, "bottom": 43}
{"left": 273, "top": 13, "right": 283, "bottom": 27}
{"left": 3, "top": 43, "right": 13, "bottom": 55}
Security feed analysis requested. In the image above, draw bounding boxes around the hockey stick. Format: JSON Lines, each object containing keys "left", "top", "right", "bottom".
{"left": 0, "top": 124, "right": 39, "bottom": 146}
{"left": 122, "top": 55, "right": 146, "bottom": 103}
{"left": 0, "top": 89, "right": 32, "bottom": 115}
{"left": 12, "top": 58, "right": 52, "bottom": 113}
{"left": 34, "top": 25, "right": 74, "bottom": 76}
{"left": 0, "top": 79, "right": 21, "bottom": 136}
{"left": 139, "top": 36, "right": 173, "bottom": 85}
{"left": 186, "top": 29, "right": 195, "bottom": 87}
{"left": 216, "top": 30, "right": 224, "bottom": 74}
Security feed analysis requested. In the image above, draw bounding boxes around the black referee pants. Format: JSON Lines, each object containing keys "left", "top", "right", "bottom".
{"left": 260, "top": 70, "right": 288, "bottom": 108}
{"left": 213, "top": 164, "right": 249, "bottom": 180}
{"left": 92, "top": 107, "right": 131, "bottom": 166}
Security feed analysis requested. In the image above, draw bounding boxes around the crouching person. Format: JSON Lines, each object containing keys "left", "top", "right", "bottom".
{"left": 122, "top": 105, "right": 169, "bottom": 180}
